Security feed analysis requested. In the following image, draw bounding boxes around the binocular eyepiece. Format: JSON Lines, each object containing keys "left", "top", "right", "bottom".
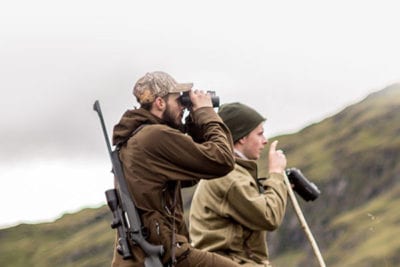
{"left": 178, "top": 91, "right": 220, "bottom": 108}
{"left": 286, "top": 168, "right": 321, "bottom": 201}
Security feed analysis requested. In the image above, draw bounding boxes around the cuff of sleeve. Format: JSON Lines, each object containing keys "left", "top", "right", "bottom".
{"left": 191, "top": 107, "right": 222, "bottom": 125}
{"left": 261, "top": 172, "right": 285, "bottom": 187}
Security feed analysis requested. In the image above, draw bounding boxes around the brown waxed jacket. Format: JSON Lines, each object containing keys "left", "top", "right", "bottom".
{"left": 111, "top": 107, "right": 235, "bottom": 267}
{"left": 189, "top": 158, "right": 287, "bottom": 266}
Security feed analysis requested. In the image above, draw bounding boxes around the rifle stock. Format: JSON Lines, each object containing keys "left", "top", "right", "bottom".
{"left": 93, "top": 100, "right": 164, "bottom": 267}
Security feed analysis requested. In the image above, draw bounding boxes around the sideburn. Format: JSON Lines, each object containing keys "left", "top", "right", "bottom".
{"left": 161, "top": 102, "right": 185, "bottom": 132}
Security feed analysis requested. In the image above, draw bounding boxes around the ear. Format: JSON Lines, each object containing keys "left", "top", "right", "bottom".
{"left": 237, "top": 136, "right": 248, "bottom": 145}
{"left": 154, "top": 96, "right": 166, "bottom": 111}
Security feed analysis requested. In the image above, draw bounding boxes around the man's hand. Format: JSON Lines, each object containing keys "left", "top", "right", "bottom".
{"left": 190, "top": 90, "right": 213, "bottom": 111}
{"left": 268, "top": 140, "right": 287, "bottom": 174}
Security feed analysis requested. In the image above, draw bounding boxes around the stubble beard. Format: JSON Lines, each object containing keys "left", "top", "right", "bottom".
{"left": 162, "top": 105, "right": 184, "bottom": 131}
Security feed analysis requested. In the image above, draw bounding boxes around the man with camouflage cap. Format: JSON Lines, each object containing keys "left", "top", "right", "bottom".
{"left": 190, "top": 102, "right": 288, "bottom": 267}
{"left": 111, "top": 71, "right": 240, "bottom": 267}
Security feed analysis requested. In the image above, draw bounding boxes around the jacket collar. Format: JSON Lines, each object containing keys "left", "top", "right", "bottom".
{"left": 235, "top": 157, "right": 258, "bottom": 179}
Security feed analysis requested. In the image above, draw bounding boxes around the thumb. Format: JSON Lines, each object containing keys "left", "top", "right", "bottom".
{"left": 269, "top": 140, "right": 278, "bottom": 153}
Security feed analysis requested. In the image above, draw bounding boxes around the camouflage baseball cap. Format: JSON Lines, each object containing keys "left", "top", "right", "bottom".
{"left": 133, "top": 71, "right": 193, "bottom": 104}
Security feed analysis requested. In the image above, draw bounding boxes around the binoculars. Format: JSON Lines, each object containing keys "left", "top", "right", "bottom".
{"left": 286, "top": 168, "right": 321, "bottom": 201}
{"left": 178, "top": 91, "right": 220, "bottom": 108}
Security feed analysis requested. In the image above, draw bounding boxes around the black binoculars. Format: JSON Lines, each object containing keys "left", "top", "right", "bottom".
{"left": 178, "top": 91, "right": 220, "bottom": 108}
{"left": 286, "top": 168, "right": 321, "bottom": 201}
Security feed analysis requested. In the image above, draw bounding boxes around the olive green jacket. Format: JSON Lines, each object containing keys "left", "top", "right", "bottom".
{"left": 111, "top": 107, "right": 235, "bottom": 267}
{"left": 189, "top": 158, "right": 287, "bottom": 266}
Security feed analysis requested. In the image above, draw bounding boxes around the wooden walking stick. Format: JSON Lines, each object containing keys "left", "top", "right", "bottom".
{"left": 283, "top": 174, "right": 326, "bottom": 267}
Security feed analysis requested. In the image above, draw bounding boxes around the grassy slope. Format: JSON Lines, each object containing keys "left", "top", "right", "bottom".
{"left": 268, "top": 84, "right": 400, "bottom": 266}
{"left": 1, "top": 84, "right": 399, "bottom": 266}
{"left": 326, "top": 185, "right": 400, "bottom": 266}
{"left": 0, "top": 206, "right": 114, "bottom": 267}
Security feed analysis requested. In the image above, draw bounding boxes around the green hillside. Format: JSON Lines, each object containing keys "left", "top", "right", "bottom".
{"left": 1, "top": 84, "right": 399, "bottom": 266}
{"left": 264, "top": 84, "right": 400, "bottom": 266}
{"left": 0, "top": 206, "right": 114, "bottom": 267}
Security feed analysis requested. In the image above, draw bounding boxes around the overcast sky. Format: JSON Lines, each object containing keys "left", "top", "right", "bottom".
{"left": 1, "top": 0, "right": 399, "bottom": 228}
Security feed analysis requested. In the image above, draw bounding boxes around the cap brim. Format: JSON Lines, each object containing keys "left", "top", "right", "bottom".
{"left": 171, "top": 83, "right": 193, "bottom": 93}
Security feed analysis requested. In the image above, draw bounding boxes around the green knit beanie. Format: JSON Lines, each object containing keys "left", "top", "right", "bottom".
{"left": 218, "top": 102, "right": 266, "bottom": 143}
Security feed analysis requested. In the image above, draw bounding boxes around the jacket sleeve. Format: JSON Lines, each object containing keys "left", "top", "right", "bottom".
{"left": 141, "top": 107, "right": 235, "bottom": 180}
{"left": 223, "top": 172, "right": 288, "bottom": 231}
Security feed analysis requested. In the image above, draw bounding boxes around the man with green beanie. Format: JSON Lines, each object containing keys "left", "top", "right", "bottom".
{"left": 189, "top": 102, "right": 288, "bottom": 267}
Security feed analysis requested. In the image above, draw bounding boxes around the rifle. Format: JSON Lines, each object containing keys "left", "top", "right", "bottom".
{"left": 93, "top": 100, "right": 164, "bottom": 267}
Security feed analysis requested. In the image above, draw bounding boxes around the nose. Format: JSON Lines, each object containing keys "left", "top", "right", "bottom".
{"left": 177, "top": 100, "right": 185, "bottom": 109}
{"left": 262, "top": 136, "right": 268, "bottom": 145}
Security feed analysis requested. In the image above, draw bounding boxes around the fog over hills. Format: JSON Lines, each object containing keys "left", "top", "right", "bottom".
{"left": 1, "top": 84, "right": 399, "bottom": 267}
{"left": 1, "top": 0, "right": 399, "bottom": 232}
